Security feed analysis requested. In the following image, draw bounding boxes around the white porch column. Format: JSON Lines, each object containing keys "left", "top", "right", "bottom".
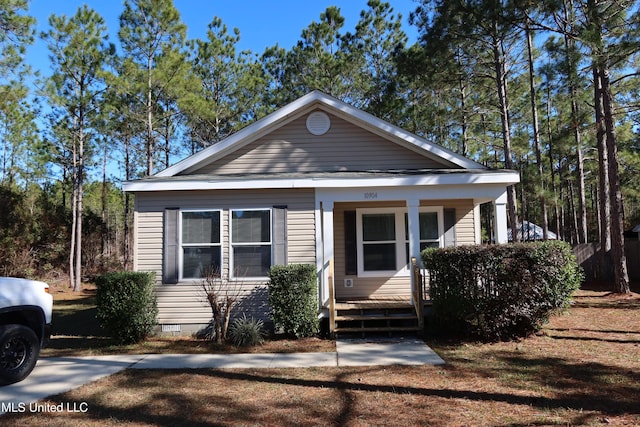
{"left": 473, "top": 204, "right": 482, "bottom": 244}
{"left": 320, "top": 200, "right": 334, "bottom": 307}
{"left": 407, "top": 198, "right": 421, "bottom": 264}
{"left": 494, "top": 192, "right": 509, "bottom": 244}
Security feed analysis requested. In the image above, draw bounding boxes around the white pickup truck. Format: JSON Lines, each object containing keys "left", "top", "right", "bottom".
{"left": 0, "top": 278, "right": 53, "bottom": 385}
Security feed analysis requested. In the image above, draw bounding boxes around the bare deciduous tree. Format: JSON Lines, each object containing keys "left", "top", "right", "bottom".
{"left": 199, "top": 268, "right": 243, "bottom": 343}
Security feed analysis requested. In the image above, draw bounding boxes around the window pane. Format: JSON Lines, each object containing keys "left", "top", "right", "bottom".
{"left": 232, "top": 210, "right": 271, "bottom": 243}
{"left": 405, "top": 242, "right": 440, "bottom": 264}
{"left": 363, "top": 243, "right": 396, "bottom": 271}
{"left": 183, "top": 247, "right": 221, "bottom": 278}
{"left": 421, "top": 241, "right": 439, "bottom": 251}
{"left": 182, "top": 211, "right": 220, "bottom": 244}
{"left": 420, "top": 212, "right": 439, "bottom": 240}
{"left": 362, "top": 213, "right": 395, "bottom": 241}
{"left": 404, "top": 213, "right": 409, "bottom": 240}
{"left": 233, "top": 246, "right": 271, "bottom": 276}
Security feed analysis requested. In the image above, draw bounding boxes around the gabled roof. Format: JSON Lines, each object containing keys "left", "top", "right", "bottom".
{"left": 155, "top": 90, "right": 485, "bottom": 178}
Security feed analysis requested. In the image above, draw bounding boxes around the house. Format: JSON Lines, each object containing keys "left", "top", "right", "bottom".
{"left": 508, "top": 221, "right": 558, "bottom": 242}
{"left": 123, "top": 91, "right": 520, "bottom": 334}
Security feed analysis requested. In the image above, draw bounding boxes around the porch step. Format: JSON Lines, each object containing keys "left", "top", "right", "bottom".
{"left": 335, "top": 326, "right": 421, "bottom": 333}
{"left": 335, "top": 302, "right": 413, "bottom": 310}
{"left": 335, "top": 314, "right": 417, "bottom": 321}
{"left": 331, "top": 299, "right": 421, "bottom": 336}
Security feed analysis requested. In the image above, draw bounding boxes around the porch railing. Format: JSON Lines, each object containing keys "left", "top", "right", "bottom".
{"left": 421, "top": 267, "right": 431, "bottom": 302}
{"left": 328, "top": 258, "right": 336, "bottom": 335}
{"left": 410, "top": 257, "right": 425, "bottom": 330}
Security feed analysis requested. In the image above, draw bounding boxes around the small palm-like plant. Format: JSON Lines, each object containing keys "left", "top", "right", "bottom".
{"left": 228, "top": 314, "right": 266, "bottom": 347}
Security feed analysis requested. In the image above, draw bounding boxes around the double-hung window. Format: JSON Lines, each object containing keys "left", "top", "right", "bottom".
{"left": 181, "top": 210, "right": 221, "bottom": 279}
{"left": 357, "top": 207, "right": 443, "bottom": 277}
{"left": 360, "top": 212, "right": 400, "bottom": 273}
{"left": 231, "top": 209, "right": 272, "bottom": 277}
{"left": 405, "top": 210, "right": 442, "bottom": 264}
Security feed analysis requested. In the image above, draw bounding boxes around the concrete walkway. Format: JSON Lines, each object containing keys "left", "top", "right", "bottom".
{"left": 0, "top": 338, "right": 444, "bottom": 415}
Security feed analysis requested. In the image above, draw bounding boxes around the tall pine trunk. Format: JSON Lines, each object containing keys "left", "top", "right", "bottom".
{"left": 594, "top": 65, "right": 611, "bottom": 276}
{"left": 69, "top": 115, "right": 78, "bottom": 290}
{"left": 146, "top": 56, "right": 154, "bottom": 176}
{"left": 587, "top": 0, "right": 629, "bottom": 293}
{"left": 124, "top": 133, "right": 132, "bottom": 270}
{"left": 563, "top": 0, "right": 588, "bottom": 244}
{"left": 600, "top": 66, "right": 629, "bottom": 293}
{"left": 73, "top": 91, "right": 85, "bottom": 292}
{"left": 525, "top": 22, "right": 548, "bottom": 239}
{"left": 101, "top": 140, "right": 108, "bottom": 256}
{"left": 492, "top": 32, "right": 518, "bottom": 241}
{"left": 69, "top": 170, "right": 77, "bottom": 289}
{"left": 546, "top": 85, "right": 562, "bottom": 239}
{"left": 456, "top": 48, "right": 469, "bottom": 157}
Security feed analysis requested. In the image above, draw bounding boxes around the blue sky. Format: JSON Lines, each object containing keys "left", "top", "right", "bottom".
{"left": 27, "top": 0, "right": 420, "bottom": 76}
{"left": 24, "top": 1, "right": 420, "bottom": 180}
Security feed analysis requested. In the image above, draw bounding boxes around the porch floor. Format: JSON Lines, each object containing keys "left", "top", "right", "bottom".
{"left": 335, "top": 296, "right": 432, "bottom": 309}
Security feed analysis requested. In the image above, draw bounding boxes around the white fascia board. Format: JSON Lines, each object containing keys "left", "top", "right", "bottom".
{"left": 317, "top": 184, "right": 510, "bottom": 204}
{"left": 122, "top": 170, "right": 520, "bottom": 192}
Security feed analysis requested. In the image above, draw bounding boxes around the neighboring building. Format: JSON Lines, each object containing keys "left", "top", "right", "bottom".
{"left": 508, "top": 221, "right": 558, "bottom": 242}
{"left": 123, "top": 91, "right": 520, "bottom": 334}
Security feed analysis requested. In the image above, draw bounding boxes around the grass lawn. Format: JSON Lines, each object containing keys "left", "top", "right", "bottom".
{"left": 41, "top": 283, "right": 334, "bottom": 356}
{"left": 6, "top": 282, "right": 640, "bottom": 426}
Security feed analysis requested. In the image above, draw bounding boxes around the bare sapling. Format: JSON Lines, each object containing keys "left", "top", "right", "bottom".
{"left": 199, "top": 267, "right": 244, "bottom": 343}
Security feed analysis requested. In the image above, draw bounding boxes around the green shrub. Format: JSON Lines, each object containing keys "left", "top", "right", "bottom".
{"left": 96, "top": 271, "right": 158, "bottom": 344}
{"left": 268, "top": 264, "right": 319, "bottom": 338}
{"left": 228, "top": 314, "right": 266, "bottom": 347}
{"left": 422, "top": 241, "right": 583, "bottom": 341}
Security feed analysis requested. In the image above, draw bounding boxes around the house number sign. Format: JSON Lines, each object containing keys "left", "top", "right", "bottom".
{"left": 364, "top": 192, "right": 378, "bottom": 199}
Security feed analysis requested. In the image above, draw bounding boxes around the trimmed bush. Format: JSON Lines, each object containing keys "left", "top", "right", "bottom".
{"left": 96, "top": 271, "right": 158, "bottom": 344}
{"left": 268, "top": 264, "right": 319, "bottom": 338}
{"left": 422, "top": 241, "right": 583, "bottom": 341}
{"left": 228, "top": 314, "right": 266, "bottom": 347}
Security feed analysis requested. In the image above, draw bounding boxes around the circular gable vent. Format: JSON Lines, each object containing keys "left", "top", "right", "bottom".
{"left": 306, "top": 111, "right": 331, "bottom": 135}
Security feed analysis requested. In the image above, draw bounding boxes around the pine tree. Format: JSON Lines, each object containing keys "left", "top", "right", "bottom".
{"left": 411, "top": 0, "right": 523, "bottom": 237}
{"left": 183, "top": 17, "right": 264, "bottom": 151}
{"left": 118, "top": 0, "right": 188, "bottom": 176}
{"left": 42, "top": 5, "right": 113, "bottom": 290}
{"left": 286, "top": 7, "right": 353, "bottom": 100}
{"left": 342, "top": 0, "right": 408, "bottom": 120}
{"left": 0, "top": 0, "right": 39, "bottom": 187}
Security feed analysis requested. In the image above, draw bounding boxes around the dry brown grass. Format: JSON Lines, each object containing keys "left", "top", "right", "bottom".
{"left": 8, "top": 285, "right": 640, "bottom": 426}
{"left": 42, "top": 283, "right": 334, "bottom": 356}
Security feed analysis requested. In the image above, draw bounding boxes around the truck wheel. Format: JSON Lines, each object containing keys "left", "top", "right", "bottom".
{"left": 0, "top": 324, "right": 40, "bottom": 385}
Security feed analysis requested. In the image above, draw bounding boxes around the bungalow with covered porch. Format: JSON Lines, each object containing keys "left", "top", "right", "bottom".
{"left": 123, "top": 91, "right": 519, "bottom": 334}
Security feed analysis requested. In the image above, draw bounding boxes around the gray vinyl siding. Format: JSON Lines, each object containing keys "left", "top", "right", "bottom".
{"left": 134, "top": 188, "right": 315, "bottom": 326}
{"left": 444, "top": 199, "right": 476, "bottom": 246}
{"left": 333, "top": 201, "right": 406, "bottom": 299}
{"left": 333, "top": 199, "right": 476, "bottom": 300}
{"left": 191, "top": 112, "right": 452, "bottom": 175}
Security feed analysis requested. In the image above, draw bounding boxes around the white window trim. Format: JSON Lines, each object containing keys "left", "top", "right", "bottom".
{"left": 179, "top": 209, "right": 223, "bottom": 281}
{"left": 406, "top": 207, "right": 444, "bottom": 256}
{"left": 356, "top": 207, "right": 443, "bottom": 278}
{"left": 229, "top": 208, "right": 273, "bottom": 280}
